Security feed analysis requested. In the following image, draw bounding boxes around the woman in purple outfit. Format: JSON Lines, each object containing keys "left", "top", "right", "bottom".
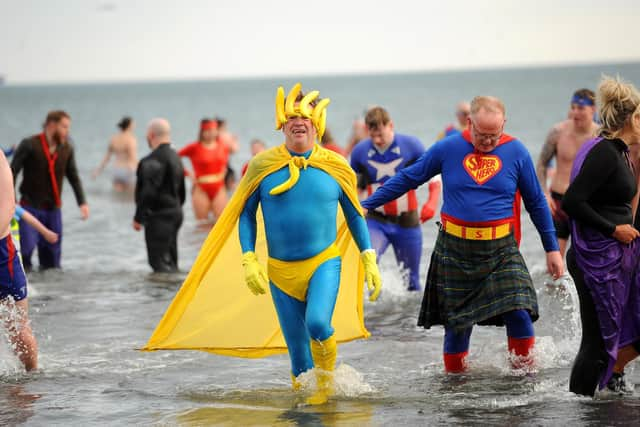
{"left": 563, "top": 75, "right": 640, "bottom": 396}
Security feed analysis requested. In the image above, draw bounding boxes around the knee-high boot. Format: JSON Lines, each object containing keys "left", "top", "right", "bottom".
{"left": 306, "top": 335, "right": 337, "bottom": 405}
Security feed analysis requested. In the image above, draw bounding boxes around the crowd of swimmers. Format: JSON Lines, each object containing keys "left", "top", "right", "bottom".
{"left": 1, "top": 74, "right": 640, "bottom": 402}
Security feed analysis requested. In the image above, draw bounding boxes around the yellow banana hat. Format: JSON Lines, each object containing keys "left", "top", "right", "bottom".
{"left": 274, "top": 83, "right": 331, "bottom": 142}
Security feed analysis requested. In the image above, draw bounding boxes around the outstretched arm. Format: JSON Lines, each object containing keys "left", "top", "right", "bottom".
{"left": 16, "top": 207, "right": 58, "bottom": 243}
{"left": 362, "top": 149, "right": 439, "bottom": 211}
{"left": 339, "top": 190, "right": 381, "bottom": 301}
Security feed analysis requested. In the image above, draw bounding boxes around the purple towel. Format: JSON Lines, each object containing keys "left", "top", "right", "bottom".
{"left": 569, "top": 137, "right": 640, "bottom": 389}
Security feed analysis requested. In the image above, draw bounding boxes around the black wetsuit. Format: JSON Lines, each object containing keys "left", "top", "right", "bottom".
{"left": 563, "top": 137, "right": 637, "bottom": 396}
{"left": 134, "top": 144, "right": 186, "bottom": 272}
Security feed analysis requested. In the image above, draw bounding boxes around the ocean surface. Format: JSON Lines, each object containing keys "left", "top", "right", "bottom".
{"left": 2, "top": 63, "right": 640, "bottom": 426}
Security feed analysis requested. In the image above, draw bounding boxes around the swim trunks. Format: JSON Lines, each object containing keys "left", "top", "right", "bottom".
{"left": 0, "top": 234, "right": 28, "bottom": 301}
{"left": 551, "top": 191, "right": 570, "bottom": 239}
{"left": 112, "top": 166, "right": 136, "bottom": 186}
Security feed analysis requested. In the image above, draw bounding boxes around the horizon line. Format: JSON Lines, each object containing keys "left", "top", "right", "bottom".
{"left": 2, "top": 58, "right": 639, "bottom": 88}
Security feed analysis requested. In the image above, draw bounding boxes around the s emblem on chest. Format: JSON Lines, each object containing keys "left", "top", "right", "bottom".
{"left": 463, "top": 153, "right": 502, "bottom": 185}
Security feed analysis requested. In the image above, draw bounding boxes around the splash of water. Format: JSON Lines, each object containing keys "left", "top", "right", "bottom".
{"left": 0, "top": 298, "right": 27, "bottom": 376}
{"left": 294, "top": 363, "right": 375, "bottom": 398}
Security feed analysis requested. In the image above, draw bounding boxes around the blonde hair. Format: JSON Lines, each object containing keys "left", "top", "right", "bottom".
{"left": 598, "top": 75, "right": 640, "bottom": 139}
{"left": 470, "top": 96, "right": 505, "bottom": 117}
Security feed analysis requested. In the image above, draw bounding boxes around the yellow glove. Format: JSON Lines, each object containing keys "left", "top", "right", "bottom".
{"left": 241, "top": 251, "right": 268, "bottom": 296}
{"left": 361, "top": 249, "right": 382, "bottom": 301}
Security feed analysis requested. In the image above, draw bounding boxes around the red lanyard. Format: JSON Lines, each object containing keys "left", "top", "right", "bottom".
{"left": 39, "top": 133, "right": 61, "bottom": 207}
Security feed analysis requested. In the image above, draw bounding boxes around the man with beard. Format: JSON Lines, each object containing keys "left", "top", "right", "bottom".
{"left": 11, "top": 110, "right": 89, "bottom": 270}
{"left": 133, "top": 118, "right": 185, "bottom": 273}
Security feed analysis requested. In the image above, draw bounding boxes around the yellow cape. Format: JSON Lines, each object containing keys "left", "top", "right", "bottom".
{"left": 142, "top": 143, "right": 370, "bottom": 358}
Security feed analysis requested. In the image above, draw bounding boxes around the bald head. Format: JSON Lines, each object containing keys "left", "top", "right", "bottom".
{"left": 455, "top": 101, "right": 471, "bottom": 127}
{"left": 148, "top": 118, "right": 170, "bottom": 138}
{"left": 146, "top": 118, "right": 171, "bottom": 149}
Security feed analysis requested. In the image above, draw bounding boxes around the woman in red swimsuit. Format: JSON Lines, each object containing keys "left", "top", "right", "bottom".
{"left": 178, "top": 119, "right": 238, "bottom": 222}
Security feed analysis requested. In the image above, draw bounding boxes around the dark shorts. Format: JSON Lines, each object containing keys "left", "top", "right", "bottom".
{"left": 551, "top": 191, "right": 570, "bottom": 239}
{"left": 0, "top": 234, "right": 28, "bottom": 301}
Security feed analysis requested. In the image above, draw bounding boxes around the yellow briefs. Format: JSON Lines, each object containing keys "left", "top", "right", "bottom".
{"left": 268, "top": 243, "right": 340, "bottom": 302}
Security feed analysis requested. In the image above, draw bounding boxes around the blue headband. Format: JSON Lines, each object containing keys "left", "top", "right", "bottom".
{"left": 571, "top": 94, "right": 594, "bottom": 106}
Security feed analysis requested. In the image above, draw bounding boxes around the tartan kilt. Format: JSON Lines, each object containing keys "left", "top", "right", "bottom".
{"left": 418, "top": 230, "right": 538, "bottom": 332}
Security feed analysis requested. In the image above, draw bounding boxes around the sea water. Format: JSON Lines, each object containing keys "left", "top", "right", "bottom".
{"left": 2, "top": 62, "right": 640, "bottom": 425}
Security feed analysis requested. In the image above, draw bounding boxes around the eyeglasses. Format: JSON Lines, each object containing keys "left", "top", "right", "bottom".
{"left": 470, "top": 121, "right": 503, "bottom": 143}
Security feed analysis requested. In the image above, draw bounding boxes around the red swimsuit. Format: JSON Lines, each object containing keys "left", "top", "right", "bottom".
{"left": 178, "top": 140, "right": 229, "bottom": 199}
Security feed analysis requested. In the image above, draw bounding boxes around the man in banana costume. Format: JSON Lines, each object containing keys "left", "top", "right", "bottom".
{"left": 239, "top": 83, "right": 382, "bottom": 404}
{"left": 143, "top": 83, "right": 381, "bottom": 405}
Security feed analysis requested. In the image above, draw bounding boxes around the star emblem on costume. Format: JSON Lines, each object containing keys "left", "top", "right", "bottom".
{"left": 368, "top": 158, "right": 403, "bottom": 181}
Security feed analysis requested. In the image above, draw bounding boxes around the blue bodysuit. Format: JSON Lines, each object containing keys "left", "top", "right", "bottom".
{"left": 239, "top": 148, "right": 372, "bottom": 376}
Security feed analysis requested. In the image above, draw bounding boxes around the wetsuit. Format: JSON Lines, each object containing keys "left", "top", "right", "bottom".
{"left": 239, "top": 147, "right": 371, "bottom": 376}
{"left": 135, "top": 144, "right": 186, "bottom": 272}
{"left": 563, "top": 137, "right": 640, "bottom": 395}
{"left": 178, "top": 140, "right": 229, "bottom": 199}
{"left": 363, "top": 130, "right": 558, "bottom": 372}
{"left": 11, "top": 134, "right": 86, "bottom": 270}
{"left": 350, "top": 134, "right": 425, "bottom": 291}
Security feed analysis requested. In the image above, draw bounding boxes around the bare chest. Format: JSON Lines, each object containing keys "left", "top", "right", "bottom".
{"left": 556, "top": 131, "right": 591, "bottom": 163}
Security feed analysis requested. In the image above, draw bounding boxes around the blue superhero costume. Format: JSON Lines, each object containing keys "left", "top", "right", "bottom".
{"left": 363, "top": 130, "right": 558, "bottom": 371}
{"left": 350, "top": 134, "right": 425, "bottom": 291}
{"left": 142, "top": 84, "right": 381, "bottom": 406}
{"left": 240, "top": 147, "right": 372, "bottom": 376}
{"left": 1, "top": 207, "right": 28, "bottom": 301}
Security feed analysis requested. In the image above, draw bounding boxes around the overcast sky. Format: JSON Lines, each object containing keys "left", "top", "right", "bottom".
{"left": 1, "top": 0, "right": 639, "bottom": 84}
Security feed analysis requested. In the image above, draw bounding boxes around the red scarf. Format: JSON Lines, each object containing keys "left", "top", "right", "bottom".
{"left": 39, "top": 133, "right": 61, "bottom": 207}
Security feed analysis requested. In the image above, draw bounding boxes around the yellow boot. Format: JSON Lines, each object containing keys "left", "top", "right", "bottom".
{"left": 291, "top": 373, "right": 301, "bottom": 391}
{"left": 306, "top": 335, "right": 337, "bottom": 405}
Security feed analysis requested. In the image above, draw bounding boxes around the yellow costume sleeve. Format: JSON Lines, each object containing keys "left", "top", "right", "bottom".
{"left": 141, "top": 144, "right": 369, "bottom": 358}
